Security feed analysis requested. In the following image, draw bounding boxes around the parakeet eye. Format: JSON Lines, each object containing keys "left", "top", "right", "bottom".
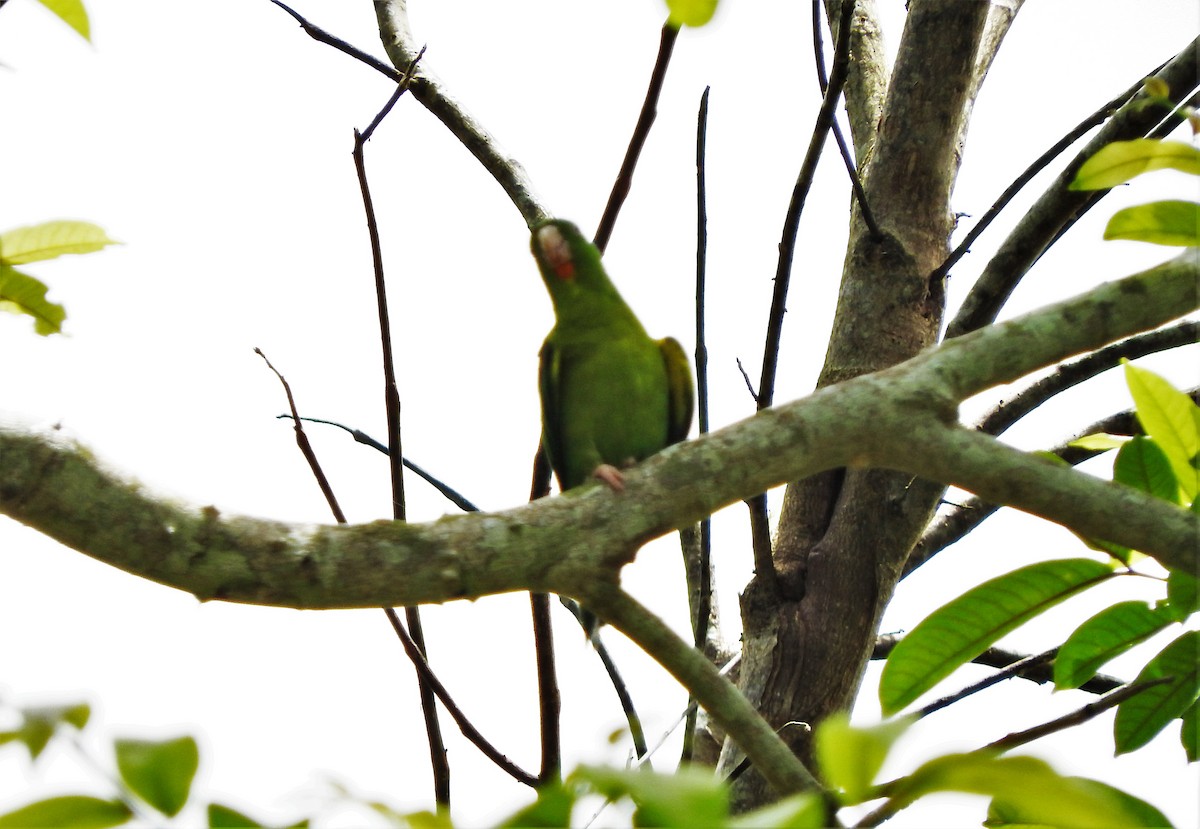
{"left": 536, "top": 224, "right": 576, "bottom": 281}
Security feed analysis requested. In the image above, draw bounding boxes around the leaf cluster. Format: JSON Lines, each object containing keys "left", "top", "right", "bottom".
{"left": 0, "top": 221, "right": 118, "bottom": 335}
{"left": 863, "top": 363, "right": 1199, "bottom": 825}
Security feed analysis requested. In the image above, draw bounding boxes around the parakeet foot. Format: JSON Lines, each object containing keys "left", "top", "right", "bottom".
{"left": 593, "top": 464, "right": 626, "bottom": 492}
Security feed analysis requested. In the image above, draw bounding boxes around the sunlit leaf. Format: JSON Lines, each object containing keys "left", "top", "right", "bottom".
{"left": 208, "top": 803, "right": 265, "bottom": 828}
{"left": 1070, "top": 139, "right": 1200, "bottom": 190}
{"left": 1114, "top": 630, "right": 1200, "bottom": 754}
{"left": 15, "top": 717, "right": 53, "bottom": 760}
{"left": 574, "top": 765, "right": 728, "bottom": 828}
{"left": 1114, "top": 436, "right": 1181, "bottom": 503}
{"left": 1069, "top": 433, "right": 1127, "bottom": 451}
{"left": 0, "top": 265, "right": 66, "bottom": 335}
{"left": 498, "top": 784, "right": 574, "bottom": 828}
{"left": 114, "top": 736, "right": 198, "bottom": 817}
{"left": 1142, "top": 76, "right": 1171, "bottom": 101}
{"left": 665, "top": 0, "right": 718, "bottom": 28}
{"left": 1165, "top": 569, "right": 1200, "bottom": 621}
{"left": 1054, "top": 601, "right": 1172, "bottom": 689}
{"left": 729, "top": 792, "right": 825, "bottom": 828}
{"left": 897, "top": 754, "right": 1142, "bottom": 828}
{"left": 1104, "top": 200, "right": 1200, "bottom": 246}
{"left": 814, "top": 713, "right": 911, "bottom": 804}
{"left": 987, "top": 776, "right": 1171, "bottom": 828}
{"left": 34, "top": 0, "right": 91, "bottom": 41}
{"left": 880, "top": 559, "right": 1114, "bottom": 715}
{"left": 1181, "top": 698, "right": 1199, "bottom": 763}
{"left": 0, "top": 221, "right": 118, "bottom": 265}
{"left": 0, "top": 795, "right": 131, "bottom": 829}
{"left": 1125, "top": 362, "right": 1200, "bottom": 503}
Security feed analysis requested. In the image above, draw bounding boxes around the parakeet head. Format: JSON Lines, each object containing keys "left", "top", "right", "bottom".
{"left": 531, "top": 219, "right": 620, "bottom": 303}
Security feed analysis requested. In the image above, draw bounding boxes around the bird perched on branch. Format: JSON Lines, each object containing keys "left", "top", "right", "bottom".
{"left": 532, "top": 218, "right": 694, "bottom": 494}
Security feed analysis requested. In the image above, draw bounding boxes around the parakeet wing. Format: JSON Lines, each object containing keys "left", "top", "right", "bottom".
{"left": 659, "top": 336, "right": 694, "bottom": 445}
{"left": 538, "top": 336, "right": 566, "bottom": 488}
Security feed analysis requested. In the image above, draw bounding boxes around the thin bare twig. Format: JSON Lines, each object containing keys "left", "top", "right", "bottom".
{"left": 528, "top": 445, "right": 562, "bottom": 784}
{"left": 745, "top": 0, "right": 857, "bottom": 594}
{"left": 982, "top": 678, "right": 1171, "bottom": 754}
{"left": 932, "top": 70, "right": 1158, "bottom": 284}
{"left": 681, "top": 86, "right": 714, "bottom": 765}
{"left": 256, "top": 349, "right": 347, "bottom": 523}
{"left": 872, "top": 635, "right": 1125, "bottom": 695}
{"left": 382, "top": 608, "right": 538, "bottom": 787}
{"left": 557, "top": 598, "right": 651, "bottom": 761}
{"left": 974, "top": 322, "right": 1199, "bottom": 439}
{"left": 275, "top": 415, "right": 481, "bottom": 512}
{"left": 946, "top": 39, "right": 1197, "bottom": 338}
{"left": 811, "top": 0, "right": 879, "bottom": 238}
{"left": 352, "top": 60, "right": 451, "bottom": 806}
{"left": 270, "top": 0, "right": 401, "bottom": 78}
{"left": 257, "top": 353, "right": 529, "bottom": 786}
{"left": 271, "top": 0, "right": 548, "bottom": 226}
{"left": 757, "top": 0, "right": 857, "bottom": 411}
{"left": 593, "top": 23, "right": 679, "bottom": 252}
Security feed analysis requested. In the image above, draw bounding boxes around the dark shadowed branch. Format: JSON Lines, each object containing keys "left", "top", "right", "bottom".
{"left": 593, "top": 23, "right": 679, "bottom": 253}
{"left": 946, "top": 38, "right": 1198, "bottom": 338}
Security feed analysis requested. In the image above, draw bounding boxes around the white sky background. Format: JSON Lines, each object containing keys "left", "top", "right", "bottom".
{"left": 1, "top": 0, "right": 1198, "bottom": 826}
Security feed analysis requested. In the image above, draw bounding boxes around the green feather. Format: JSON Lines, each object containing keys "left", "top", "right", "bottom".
{"left": 532, "top": 219, "right": 694, "bottom": 492}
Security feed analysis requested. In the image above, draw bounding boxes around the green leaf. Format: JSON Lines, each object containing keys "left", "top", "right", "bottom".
{"left": 208, "top": 803, "right": 265, "bottom": 828}
{"left": 879, "top": 559, "right": 1114, "bottom": 715}
{"left": 814, "top": 713, "right": 911, "bottom": 804}
{"left": 498, "top": 784, "right": 575, "bottom": 828}
{"left": 987, "top": 776, "right": 1172, "bottom": 828}
{"left": 729, "top": 793, "right": 825, "bottom": 828}
{"left": 1165, "top": 569, "right": 1200, "bottom": 621}
{"left": 1181, "top": 698, "right": 1199, "bottom": 763}
{"left": 0, "top": 265, "right": 66, "bottom": 335}
{"left": 1070, "top": 139, "right": 1200, "bottom": 190}
{"left": 1115, "top": 630, "right": 1200, "bottom": 754}
{"left": 1053, "top": 601, "right": 1173, "bottom": 689}
{"left": 1125, "top": 362, "right": 1200, "bottom": 503}
{"left": 574, "top": 765, "right": 728, "bottom": 828}
{"left": 14, "top": 716, "right": 54, "bottom": 760}
{"left": 1114, "top": 437, "right": 1181, "bottom": 503}
{"left": 0, "top": 221, "right": 118, "bottom": 265}
{"left": 33, "top": 0, "right": 91, "bottom": 41}
{"left": 13, "top": 702, "right": 93, "bottom": 759}
{"left": 0, "top": 795, "right": 131, "bottom": 829}
{"left": 664, "top": 0, "right": 718, "bottom": 28}
{"left": 1104, "top": 200, "right": 1200, "bottom": 246}
{"left": 1142, "top": 76, "right": 1171, "bottom": 101}
{"left": 114, "top": 736, "right": 199, "bottom": 817}
{"left": 896, "top": 754, "right": 1142, "bottom": 828}
{"left": 1069, "top": 433, "right": 1127, "bottom": 451}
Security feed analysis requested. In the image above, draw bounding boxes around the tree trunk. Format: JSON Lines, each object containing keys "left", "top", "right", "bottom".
{"left": 728, "top": 0, "right": 994, "bottom": 809}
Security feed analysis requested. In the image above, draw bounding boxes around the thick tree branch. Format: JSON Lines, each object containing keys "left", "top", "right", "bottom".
{"left": 3, "top": 251, "right": 1197, "bottom": 606}
{"left": 907, "top": 393, "right": 1200, "bottom": 573}
{"left": 3, "top": 253, "right": 1197, "bottom": 796}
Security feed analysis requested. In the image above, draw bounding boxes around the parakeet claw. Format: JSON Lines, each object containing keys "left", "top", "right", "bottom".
{"left": 593, "top": 464, "right": 626, "bottom": 492}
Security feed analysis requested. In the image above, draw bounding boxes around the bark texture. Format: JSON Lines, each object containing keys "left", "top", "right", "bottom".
{"left": 729, "top": 0, "right": 995, "bottom": 809}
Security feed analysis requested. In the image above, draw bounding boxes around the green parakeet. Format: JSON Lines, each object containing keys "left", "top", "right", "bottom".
{"left": 532, "top": 219, "right": 694, "bottom": 494}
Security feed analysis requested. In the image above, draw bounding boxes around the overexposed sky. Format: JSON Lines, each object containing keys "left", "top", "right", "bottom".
{"left": 2, "top": 1, "right": 1198, "bottom": 826}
